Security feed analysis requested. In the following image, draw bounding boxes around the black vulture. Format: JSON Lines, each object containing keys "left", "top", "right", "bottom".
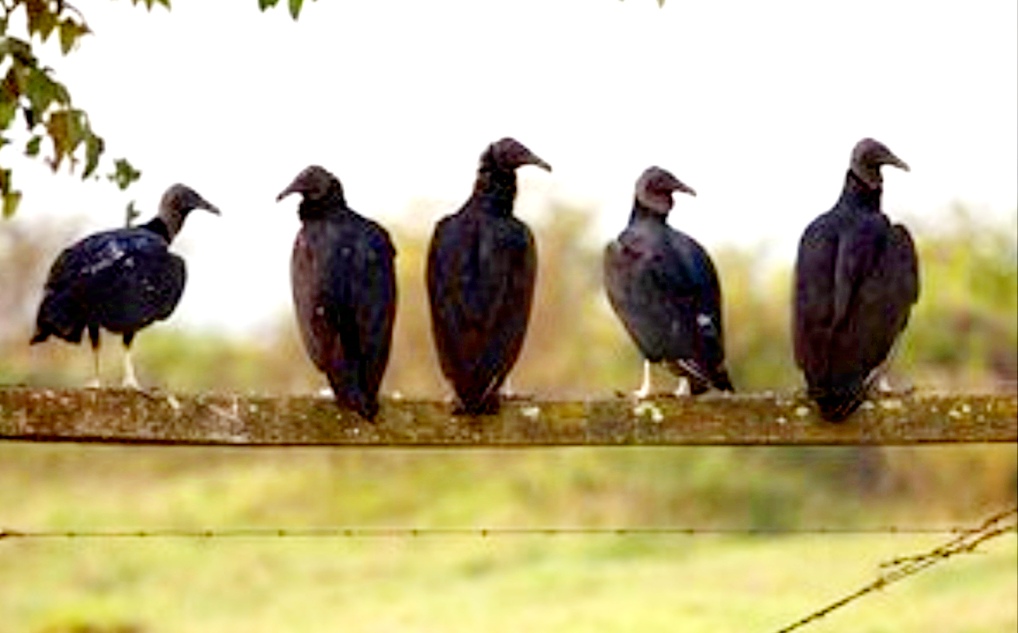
{"left": 604, "top": 166, "right": 734, "bottom": 397}
{"left": 426, "top": 137, "right": 551, "bottom": 414}
{"left": 793, "top": 138, "right": 917, "bottom": 422}
{"left": 31, "top": 184, "right": 220, "bottom": 388}
{"left": 277, "top": 165, "right": 397, "bottom": 421}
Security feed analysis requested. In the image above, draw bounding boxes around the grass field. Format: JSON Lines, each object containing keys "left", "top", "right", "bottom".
{"left": 1, "top": 444, "right": 1015, "bottom": 633}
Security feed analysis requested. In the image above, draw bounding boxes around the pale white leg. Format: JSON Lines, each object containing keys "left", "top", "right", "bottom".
{"left": 121, "top": 347, "right": 140, "bottom": 389}
{"left": 634, "top": 361, "right": 653, "bottom": 399}
{"left": 673, "top": 376, "right": 691, "bottom": 397}
{"left": 502, "top": 375, "right": 516, "bottom": 398}
{"left": 85, "top": 348, "right": 101, "bottom": 389}
{"left": 876, "top": 375, "right": 894, "bottom": 394}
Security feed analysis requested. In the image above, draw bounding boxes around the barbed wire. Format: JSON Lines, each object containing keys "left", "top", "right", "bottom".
{"left": 771, "top": 505, "right": 1018, "bottom": 633}
{"left": 1, "top": 523, "right": 1012, "bottom": 540}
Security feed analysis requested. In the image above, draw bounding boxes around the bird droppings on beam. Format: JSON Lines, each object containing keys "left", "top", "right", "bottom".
{"left": 0, "top": 387, "right": 1014, "bottom": 447}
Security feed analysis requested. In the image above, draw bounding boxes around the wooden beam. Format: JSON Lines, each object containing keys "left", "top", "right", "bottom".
{"left": 0, "top": 387, "right": 1014, "bottom": 446}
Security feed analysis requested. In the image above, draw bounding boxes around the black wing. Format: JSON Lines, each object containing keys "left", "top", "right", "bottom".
{"left": 604, "top": 225, "right": 731, "bottom": 391}
{"left": 794, "top": 214, "right": 919, "bottom": 420}
{"left": 426, "top": 213, "right": 536, "bottom": 412}
{"left": 292, "top": 217, "right": 396, "bottom": 419}
{"left": 33, "top": 228, "right": 185, "bottom": 342}
{"left": 832, "top": 221, "right": 918, "bottom": 383}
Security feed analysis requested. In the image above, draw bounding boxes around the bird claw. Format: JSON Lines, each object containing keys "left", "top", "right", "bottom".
{"left": 673, "top": 377, "right": 691, "bottom": 397}
{"left": 121, "top": 376, "right": 141, "bottom": 390}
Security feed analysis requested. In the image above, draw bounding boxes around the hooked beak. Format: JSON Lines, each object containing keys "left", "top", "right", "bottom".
{"left": 276, "top": 181, "right": 300, "bottom": 202}
{"left": 198, "top": 197, "right": 221, "bottom": 215}
{"left": 884, "top": 154, "right": 910, "bottom": 172}
{"left": 529, "top": 155, "right": 552, "bottom": 172}
{"left": 674, "top": 182, "right": 696, "bottom": 197}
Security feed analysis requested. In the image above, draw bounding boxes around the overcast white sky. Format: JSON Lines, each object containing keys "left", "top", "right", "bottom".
{"left": 7, "top": 0, "right": 1017, "bottom": 335}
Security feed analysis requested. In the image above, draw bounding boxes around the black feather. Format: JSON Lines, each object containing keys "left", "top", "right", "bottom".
{"left": 793, "top": 170, "right": 919, "bottom": 422}
{"left": 32, "top": 227, "right": 186, "bottom": 350}
{"left": 605, "top": 200, "right": 733, "bottom": 393}
{"left": 288, "top": 170, "right": 397, "bottom": 421}
{"left": 426, "top": 142, "right": 540, "bottom": 414}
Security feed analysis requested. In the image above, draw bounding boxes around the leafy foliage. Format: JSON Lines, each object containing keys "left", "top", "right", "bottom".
{"left": 258, "top": 0, "right": 316, "bottom": 20}
{"left": 0, "top": 1, "right": 161, "bottom": 217}
{"left": 0, "top": 0, "right": 306, "bottom": 219}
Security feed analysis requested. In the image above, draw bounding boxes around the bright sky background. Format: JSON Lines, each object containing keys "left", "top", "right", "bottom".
{"left": 8, "top": 0, "right": 1017, "bottom": 336}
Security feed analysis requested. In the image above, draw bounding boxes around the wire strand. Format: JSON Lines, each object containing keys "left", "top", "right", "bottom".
{"left": 2, "top": 525, "right": 1011, "bottom": 540}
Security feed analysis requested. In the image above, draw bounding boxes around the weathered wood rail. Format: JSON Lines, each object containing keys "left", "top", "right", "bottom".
{"left": 0, "top": 387, "right": 1014, "bottom": 446}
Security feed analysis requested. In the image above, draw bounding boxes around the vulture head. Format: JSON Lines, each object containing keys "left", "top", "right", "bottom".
{"left": 850, "top": 138, "right": 909, "bottom": 189}
{"left": 487, "top": 137, "right": 552, "bottom": 172}
{"left": 635, "top": 166, "right": 696, "bottom": 215}
{"left": 277, "top": 165, "right": 345, "bottom": 203}
{"left": 158, "top": 184, "right": 220, "bottom": 241}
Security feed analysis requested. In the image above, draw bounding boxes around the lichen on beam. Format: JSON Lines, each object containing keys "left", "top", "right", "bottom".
{"left": 0, "top": 387, "right": 1014, "bottom": 447}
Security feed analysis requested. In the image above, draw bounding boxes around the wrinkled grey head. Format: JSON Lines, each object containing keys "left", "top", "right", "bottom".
{"left": 158, "top": 184, "right": 220, "bottom": 240}
{"left": 850, "top": 138, "right": 909, "bottom": 189}
{"left": 276, "top": 165, "right": 343, "bottom": 203}
{"left": 635, "top": 166, "right": 696, "bottom": 215}
{"left": 487, "top": 137, "right": 552, "bottom": 172}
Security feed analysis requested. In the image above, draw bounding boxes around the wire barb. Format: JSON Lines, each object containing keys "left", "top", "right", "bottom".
{"left": 771, "top": 506, "right": 1018, "bottom": 633}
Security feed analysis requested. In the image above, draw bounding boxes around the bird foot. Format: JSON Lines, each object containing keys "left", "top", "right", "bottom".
{"left": 633, "top": 361, "right": 653, "bottom": 399}
{"left": 121, "top": 376, "right": 142, "bottom": 390}
{"left": 873, "top": 376, "right": 914, "bottom": 397}
{"left": 673, "top": 377, "right": 691, "bottom": 397}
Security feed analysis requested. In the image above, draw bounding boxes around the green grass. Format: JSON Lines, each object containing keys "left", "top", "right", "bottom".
{"left": 1, "top": 445, "right": 1015, "bottom": 633}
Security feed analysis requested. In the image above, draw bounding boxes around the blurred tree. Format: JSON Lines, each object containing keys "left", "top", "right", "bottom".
{"left": 0, "top": 0, "right": 321, "bottom": 220}
{"left": 901, "top": 207, "right": 1018, "bottom": 389}
{"left": 0, "top": 0, "right": 156, "bottom": 217}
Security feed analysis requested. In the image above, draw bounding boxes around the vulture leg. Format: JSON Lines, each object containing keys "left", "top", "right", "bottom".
{"left": 673, "top": 376, "right": 691, "bottom": 397}
{"left": 875, "top": 375, "right": 894, "bottom": 394}
{"left": 121, "top": 331, "right": 140, "bottom": 390}
{"left": 634, "top": 360, "right": 653, "bottom": 399}
{"left": 501, "top": 375, "right": 516, "bottom": 399}
{"left": 86, "top": 324, "right": 101, "bottom": 389}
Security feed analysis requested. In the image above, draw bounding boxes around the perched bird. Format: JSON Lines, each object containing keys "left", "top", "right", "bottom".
{"left": 793, "top": 138, "right": 917, "bottom": 422}
{"left": 31, "top": 184, "right": 220, "bottom": 388}
{"left": 277, "top": 165, "right": 396, "bottom": 421}
{"left": 426, "top": 137, "right": 551, "bottom": 414}
{"left": 604, "top": 166, "right": 734, "bottom": 397}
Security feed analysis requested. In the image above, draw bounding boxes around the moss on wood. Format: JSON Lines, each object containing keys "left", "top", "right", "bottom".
{"left": 0, "top": 387, "right": 1014, "bottom": 446}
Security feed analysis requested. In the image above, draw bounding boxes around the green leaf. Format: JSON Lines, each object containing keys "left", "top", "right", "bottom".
{"left": 288, "top": 0, "right": 302, "bottom": 19}
{"left": 58, "top": 19, "right": 91, "bottom": 55}
{"left": 25, "top": 67, "right": 62, "bottom": 114}
{"left": 259, "top": 0, "right": 281, "bottom": 10}
{"left": 0, "top": 99, "right": 17, "bottom": 130}
{"left": 26, "top": 0, "right": 58, "bottom": 41}
{"left": 124, "top": 200, "right": 141, "bottom": 227}
{"left": 0, "top": 168, "right": 11, "bottom": 193}
{"left": 3, "top": 191, "right": 21, "bottom": 218}
{"left": 25, "top": 135, "right": 42, "bottom": 157}
{"left": 45, "top": 108, "right": 85, "bottom": 171}
{"left": 84, "top": 132, "right": 104, "bottom": 179}
{"left": 0, "top": 37, "right": 37, "bottom": 65}
{"left": 108, "top": 158, "right": 142, "bottom": 191}
{"left": 2, "top": 64, "right": 25, "bottom": 100}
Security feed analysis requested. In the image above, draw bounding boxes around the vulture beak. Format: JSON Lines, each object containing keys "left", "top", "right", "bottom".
{"left": 884, "top": 154, "right": 910, "bottom": 172}
{"left": 200, "top": 199, "right": 222, "bottom": 215}
{"left": 276, "top": 181, "right": 301, "bottom": 202}
{"left": 673, "top": 181, "right": 697, "bottom": 197}
{"left": 529, "top": 154, "right": 552, "bottom": 172}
